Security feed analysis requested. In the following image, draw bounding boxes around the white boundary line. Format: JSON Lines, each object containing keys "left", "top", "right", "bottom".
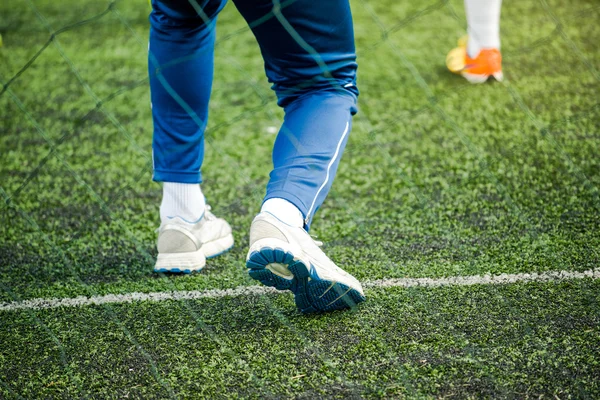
{"left": 1, "top": 268, "right": 598, "bottom": 312}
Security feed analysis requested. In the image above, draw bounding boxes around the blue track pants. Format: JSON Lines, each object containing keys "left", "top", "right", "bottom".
{"left": 149, "top": 0, "right": 359, "bottom": 227}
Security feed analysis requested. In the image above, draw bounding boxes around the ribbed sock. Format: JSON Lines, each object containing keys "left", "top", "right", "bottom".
{"left": 261, "top": 198, "right": 304, "bottom": 228}
{"left": 160, "top": 182, "right": 206, "bottom": 224}
{"left": 465, "top": 0, "right": 502, "bottom": 58}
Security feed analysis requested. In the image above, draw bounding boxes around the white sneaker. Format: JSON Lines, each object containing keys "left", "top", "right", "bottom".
{"left": 246, "top": 212, "right": 365, "bottom": 313}
{"left": 154, "top": 206, "right": 234, "bottom": 273}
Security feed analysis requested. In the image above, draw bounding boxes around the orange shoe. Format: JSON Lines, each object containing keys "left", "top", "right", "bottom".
{"left": 446, "top": 35, "right": 503, "bottom": 83}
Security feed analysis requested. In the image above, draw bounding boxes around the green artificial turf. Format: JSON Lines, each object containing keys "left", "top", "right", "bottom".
{"left": 1, "top": 281, "right": 599, "bottom": 398}
{"left": 1, "top": 0, "right": 599, "bottom": 397}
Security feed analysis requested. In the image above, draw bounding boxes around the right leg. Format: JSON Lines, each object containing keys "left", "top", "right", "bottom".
{"left": 232, "top": 0, "right": 359, "bottom": 229}
{"left": 233, "top": 0, "right": 365, "bottom": 312}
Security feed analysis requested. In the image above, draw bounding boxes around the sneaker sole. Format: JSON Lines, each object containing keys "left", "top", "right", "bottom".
{"left": 462, "top": 70, "right": 504, "bottom": 84}
{"left": 154, "top": 249, "right": 206, "bottom": 274}
{"left": 246, "top": 247, "right": 366, "bottom": 313}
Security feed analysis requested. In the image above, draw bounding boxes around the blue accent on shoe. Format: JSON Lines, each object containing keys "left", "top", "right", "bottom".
{"left": 247, "top": 248, "right": 295, "bottom": 291}
{"left": 245, "top": 247, "right": 365, "bottom": 313}
{"left": 153, "top": 267, "right": 194, "bottom": 274}
{"left": 205, "top": 244, "right": 234, "bottom": 259}
{"left": 166, "top": 211, "right": 205, "bottom": 225}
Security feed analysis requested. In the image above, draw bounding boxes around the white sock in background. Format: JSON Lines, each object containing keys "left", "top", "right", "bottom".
{"left": 465, "top": 0, "right": 502, "bottom": 58}
{"left": 160, "top": 182, "right": 206, "bottom": 224}
{"left": 261, "top": 198, "right": 304, "bottom": 228}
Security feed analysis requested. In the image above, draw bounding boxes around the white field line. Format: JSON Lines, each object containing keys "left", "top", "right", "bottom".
{"left": 1, "top": 268, "right": 599, "bottom": 312}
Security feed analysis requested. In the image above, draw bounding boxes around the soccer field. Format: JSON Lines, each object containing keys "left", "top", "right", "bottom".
{"left": 1, "top": 0, "right": 599, "bottom": 397}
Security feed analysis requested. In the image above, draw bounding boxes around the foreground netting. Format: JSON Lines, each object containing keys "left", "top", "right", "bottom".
{"left": 1, "top": 0, "right": 599, "bottom": 397}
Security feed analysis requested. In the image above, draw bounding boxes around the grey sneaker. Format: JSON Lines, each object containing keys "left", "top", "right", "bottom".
{"left": 245, "top": 212, "right": 365, "bottom": 313}
{"left": 154, "top": 206, "right": 234, "bottom": 273}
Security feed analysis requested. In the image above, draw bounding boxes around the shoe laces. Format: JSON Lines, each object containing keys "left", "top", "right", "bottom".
{"left": 311, "top": 235, "right": 323, "bottom": 247}
{"left": 156, "top": 205, "right": 215, "bottom": 232}
{"left": 203, "top": 204, "right": 216, "bottom": 221}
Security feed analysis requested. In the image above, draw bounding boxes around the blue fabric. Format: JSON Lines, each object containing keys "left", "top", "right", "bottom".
{"left": 149, "top": 0, "right": 227, "bottom": 183}
{"left": 149, "top": 0, "right": 358, "bottom": 227}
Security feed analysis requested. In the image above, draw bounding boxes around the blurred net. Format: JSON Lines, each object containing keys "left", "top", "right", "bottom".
{"left": 0, "top": 0, "right": 599, "bottom": 396}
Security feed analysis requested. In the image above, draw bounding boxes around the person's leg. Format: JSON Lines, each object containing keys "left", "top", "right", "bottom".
{"left": 264, "top": 92, "right": 356, "bottom": 229}
{"left": 150, "top": 0, "right": 220, "bottom": 221}
{"left": 233, "top": 0, "right": 365, "bottom": 312}
{"left": 232, "top": 0, "right": 358, "bottom": 229}
{"left": 150, "top": 0, "right": 233, "bottom": 273}
{"left": 446, "top": 0, "right": 503, "bottom": 82}
{"left": 465, "top": 0, "right": 502, "bottom": 58}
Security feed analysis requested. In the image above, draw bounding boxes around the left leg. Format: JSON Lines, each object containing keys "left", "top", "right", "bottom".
{"left": 149, "top": 0, "right": 233, "bottom": 273}
{"left": 149, "top": 0, "right": 225, "bottom": 185}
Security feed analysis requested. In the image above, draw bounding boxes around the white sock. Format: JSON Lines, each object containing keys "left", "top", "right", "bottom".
{"left": 160, "top": 182, "right": 206, "bottom": 224}
{"left": 465, "top": 0, "right": 502, "bottom": 57}
{"left": 261, "top": 198, "right": 304, "bottom": 228}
